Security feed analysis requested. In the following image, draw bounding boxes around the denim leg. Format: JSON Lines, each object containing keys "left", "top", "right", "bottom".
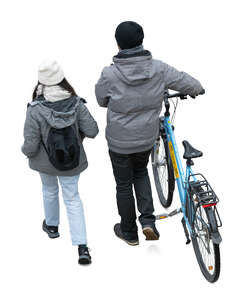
{"left": 109, "top": 150, "right": 138, "bottom": 240}
{"left": 58, "top": 175, "right": 87, "bottom": 246}
{"left": 39, "top": 173, "right": 60, "bottom": 226}
{"left": 132, "top": 150, "right": 156, "bottom": 226}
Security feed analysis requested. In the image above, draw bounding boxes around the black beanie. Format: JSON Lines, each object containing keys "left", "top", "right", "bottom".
{"left": 115, "top": 21, "right": 144, "bottom": 50}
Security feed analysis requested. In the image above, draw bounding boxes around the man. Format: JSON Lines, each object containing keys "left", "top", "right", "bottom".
{"left": 95, "top": 21, "right": 204, "bottom": 246}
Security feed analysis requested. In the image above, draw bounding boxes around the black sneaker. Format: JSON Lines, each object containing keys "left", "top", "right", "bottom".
{"left": 142, "top": 224, "right": 160, "bottom": 240}
{"left": 78, "top": 245, "right": 91, "bottom": 265}
{"left": 42, "top": 220, "right": 60, "bottom": 239}
{"left": 114, "top": 223, "right": 139, "bottom": 246}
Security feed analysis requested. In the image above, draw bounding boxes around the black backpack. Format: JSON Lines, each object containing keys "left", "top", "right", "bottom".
{"left": 42, "top": 124, "right": 80, "bottom": 171}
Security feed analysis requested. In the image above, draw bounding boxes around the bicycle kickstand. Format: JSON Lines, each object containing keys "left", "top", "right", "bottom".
{"left": 181, "top": 217, "right": 191, "bottom": 245}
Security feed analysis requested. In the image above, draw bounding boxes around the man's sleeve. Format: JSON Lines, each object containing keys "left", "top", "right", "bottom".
{"left": 21, "top": 107, "right": 41, "bottom": 157}
{"left": 95, "top": 67, "right": 111, "bottom": 107}
{"left": 163, "top": 63, "right": 204, "bottom": 96}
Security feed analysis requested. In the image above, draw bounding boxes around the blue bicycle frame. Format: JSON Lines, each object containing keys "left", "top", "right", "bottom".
{"left": 163, "top": 115, "right": 194, "bottom": 234}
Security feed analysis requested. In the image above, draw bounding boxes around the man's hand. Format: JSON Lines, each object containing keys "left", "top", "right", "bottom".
{"left": 199, "top": 88, "right": 205, "bottom": 95}
{"left": 190, "top": 88, "right": 205, "bottom": 99}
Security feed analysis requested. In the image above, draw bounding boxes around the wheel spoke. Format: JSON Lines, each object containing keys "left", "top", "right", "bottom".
{"left": 152, "top": 136, "right": 173, "bottom": 208}
{"left": 156, "top": 148, "right": 168, "bottom": 198}
{"left": 191, "top": 194, "right": 216, "bottom": 276}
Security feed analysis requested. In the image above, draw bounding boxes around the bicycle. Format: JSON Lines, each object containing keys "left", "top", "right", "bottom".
{"left": 151, "top": 91, "right": 222, "bottom": 283}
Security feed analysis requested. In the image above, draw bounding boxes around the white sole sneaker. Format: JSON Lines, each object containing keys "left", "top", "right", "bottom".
{"left": 142, "top": 227, "right": 159, "bottom": 240}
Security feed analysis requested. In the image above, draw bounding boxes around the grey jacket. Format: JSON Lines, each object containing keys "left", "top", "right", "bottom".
{"left": 22, "top": 96, "right": 99, "bottom": 176}
{"left": 95, "top": 51, "right": 204, "bottom": 154}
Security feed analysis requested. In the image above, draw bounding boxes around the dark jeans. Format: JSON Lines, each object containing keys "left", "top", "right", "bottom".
{"left": 109, "top": 149, "right": 155, "bottom": 240}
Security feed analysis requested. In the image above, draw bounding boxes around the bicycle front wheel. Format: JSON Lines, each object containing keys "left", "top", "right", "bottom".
{"left": 151, "top": 135, "right": 175, "bottom": 208}
{"left": 187, "top": 192, "right": 221, "bottom": 283}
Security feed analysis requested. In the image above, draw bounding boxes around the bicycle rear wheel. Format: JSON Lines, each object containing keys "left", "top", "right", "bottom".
{"left": 151, "top": 134, "right": 175, "bottom": 208}
{"left": 187, "top": 191, "right": 221, "bottom": 283}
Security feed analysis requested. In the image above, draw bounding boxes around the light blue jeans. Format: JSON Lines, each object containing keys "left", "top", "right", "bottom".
{"left": 39, "top": 173, "right": 87, "bottom": 246}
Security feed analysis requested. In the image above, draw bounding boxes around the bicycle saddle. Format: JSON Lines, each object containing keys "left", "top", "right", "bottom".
{"left": 182, "top": 140, "right": 203, "bottom": 159}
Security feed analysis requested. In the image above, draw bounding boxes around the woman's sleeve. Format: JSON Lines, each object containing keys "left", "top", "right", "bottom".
{"left": 78, "top": 101, "right": 99, "bottom": 138}
{"left": 21, "top": 107, "right": 41, "bottom": 157}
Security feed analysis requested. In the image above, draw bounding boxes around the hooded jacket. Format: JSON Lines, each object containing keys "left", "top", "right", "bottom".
{"left": 22, "top": 95, "right": 99, "bottom": 176}
{"left": 95, "top": 50, "right": 204, "bottom": 154}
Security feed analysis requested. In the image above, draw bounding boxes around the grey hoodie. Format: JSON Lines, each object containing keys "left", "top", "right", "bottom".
{"left": 95, "top": 51, "right": 204, "bottom": 154}
{"left": 22, "top": 96, "right": 99, "bottom": 176}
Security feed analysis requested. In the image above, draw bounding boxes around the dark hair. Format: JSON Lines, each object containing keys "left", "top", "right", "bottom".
{"left": 32, "top": 78, "right": 77, "bottom": 100}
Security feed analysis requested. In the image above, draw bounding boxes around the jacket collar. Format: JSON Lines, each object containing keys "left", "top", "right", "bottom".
{"left": 114, "top": 50, "right": 151, "bottom": 59}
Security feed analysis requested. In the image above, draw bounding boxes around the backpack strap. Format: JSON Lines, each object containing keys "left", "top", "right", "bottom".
{"left": 40, "top": 136, "right": 49, "bottom": 155}
{"left": 27, "top": 100, "right": 41, "bottom": 108}
{"left": 75, "top": 97, "right": 88, "bottom": 141}
{"left": 77, "top": 96, "right": 87, "bottom": 104}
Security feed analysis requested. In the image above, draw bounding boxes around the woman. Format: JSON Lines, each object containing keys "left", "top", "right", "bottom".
{"left": 22, "top": 59, "right": 99, "bottom": 265}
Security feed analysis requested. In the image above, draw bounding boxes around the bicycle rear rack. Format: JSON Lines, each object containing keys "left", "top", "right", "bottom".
{"left": 188, "top": 173, "right": 222, "bottom": 227}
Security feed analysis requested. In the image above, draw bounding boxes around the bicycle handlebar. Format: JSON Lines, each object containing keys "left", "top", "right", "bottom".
{"left": 166, "top": 89, "right": 205, "bottom": 100}
{"left": 167, "top": 92, "right": 188, "bottom": 99}
{"left": 163, "top": 89, "right": 205, "bottom": 118}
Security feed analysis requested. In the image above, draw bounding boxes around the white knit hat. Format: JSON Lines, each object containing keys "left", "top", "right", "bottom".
{"left": 38, "top": 59, "right": 64, "bottom": 86}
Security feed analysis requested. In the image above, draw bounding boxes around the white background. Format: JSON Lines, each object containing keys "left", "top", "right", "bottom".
{"left": 0, "top": 0, "right": 249, "bottom": 299}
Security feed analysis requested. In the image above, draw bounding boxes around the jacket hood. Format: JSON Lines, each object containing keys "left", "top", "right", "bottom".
{"left": 30, "top": 96, "right": 84, "bottom": 129}
{"left": 112, "top": 52, "right": 153, "bottom": 86}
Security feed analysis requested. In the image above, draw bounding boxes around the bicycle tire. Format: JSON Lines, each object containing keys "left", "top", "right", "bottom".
{"left": 187, "top": 191, "right": 220, "bottom": 283}
{"left": 151, "top": 134, "right": 175, "bottom": 208}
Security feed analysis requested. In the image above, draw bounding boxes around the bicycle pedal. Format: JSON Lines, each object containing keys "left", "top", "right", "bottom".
{"left": 156, "top": 214, "right": 168, "bottom": 220}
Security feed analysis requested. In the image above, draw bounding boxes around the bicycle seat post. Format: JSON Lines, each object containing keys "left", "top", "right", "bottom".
{"left": 186, "top": 158, "right": 194, "bottom": 166}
